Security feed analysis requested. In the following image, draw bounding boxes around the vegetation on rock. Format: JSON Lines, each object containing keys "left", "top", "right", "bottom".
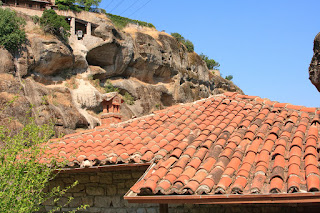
{"left": 199, "top": 53, "right": 220, "bottom": 70}
{"left": 77, "top": 0, "right": 101, "bottom": 11}
{"left": 225, "top": 75, "right": 233, "bottom": 81}
{"left": 40, "top": 9, "right": 70, "bottom": 41}
{"left": 55, "top": 0, "right": 82, "bottom": 12}
{"left": 105, "top": 13, "right": 155, "bottom": 29}
{"left": 0, "top": 119, "right": 71, "bottom": 211}
{"left": 0, "top": 8, "right": 26, "bottom": 53}
{"left": 104, "top": 80, "right": 119, "bottom": 93}
{"left": 171, "top": 32, "right": 194, "bottom": 52}
{"left": 0, "top": 97, "right": 89, "bottom": 212}
{"left": 123, "top": 92, "right": 134, "bottom": 105}
{"left": 55, "top": 0, "right": 100, "bottom": 11}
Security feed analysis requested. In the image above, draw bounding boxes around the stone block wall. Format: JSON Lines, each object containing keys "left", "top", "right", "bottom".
{"left": 41, "top": 167, "right": 159, "bottom": 213}
{"left": 41, "top": 168, "right": 319, "bottom": 213}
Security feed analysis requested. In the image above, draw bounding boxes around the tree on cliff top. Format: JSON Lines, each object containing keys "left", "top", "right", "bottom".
{"left": 55, "top": 0, "right": 82, "bottom": 12}
{"left": 77, "top": 0, "right": 101, "bottom": 11}
{"left": 40, "top": 9, "right": 70, "bottom": 41}
{"left": 199, "top": 53, "right": 220, "bottom": 70}
{"left": 0, "top": 8, "right": 26, "bottom": 53}
{"left": 171, "top": 32, "right": 194, "bottom": 52}
{"left": 55, "top": 0, "right": 101, "bottom": 11}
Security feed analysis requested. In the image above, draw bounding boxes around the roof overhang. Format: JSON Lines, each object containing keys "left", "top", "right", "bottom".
{"left": 124, "top": 191, "right": 320, "bottom": 204}
{"left": 30, "top": 0, "right": 50, "bottom": 3}
{"left": 55, "top": 163, "right": 150, "bottom": 174}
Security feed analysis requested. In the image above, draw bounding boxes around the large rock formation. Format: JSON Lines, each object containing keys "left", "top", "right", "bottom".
{"left": 0, "top": 11, "right": 243, "bottom": 136}
{"left": 0, "top": 48, "right": 15, "bottom": 74}
{"left": 309, "top": 33, "right": 320, "bottom": 92}
{"left": 27, "top": 34, "right": 74, "bottom": 76}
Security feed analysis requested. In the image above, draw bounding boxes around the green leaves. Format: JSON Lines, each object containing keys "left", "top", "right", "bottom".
{"left": 55, "top": 0, "right": 82, "bottom": 12}
{"left": 106, "top": 13, "right": 155, "bottom": 30}
{"left": 199, "top": 53, "right": 220, "bottom": 70}
{"left": 124, "top": 92, "right": 134, "bottom": 105}
{"left": 40, "top": 9, "right": 70, "bottom": 41}
{"left": 171, "top": 32, "right": 194, "bottom": 52}
{"left": 104, "top": 79, "right": 119, "bottom": 93}
{"left": 0, "top": 102, "right": 87, "bottom": 212}
{"left": 0, "top": 117, "right": 55, "bottom": 212}
{"left": 0, "top": 8, "right": 26, "bottom": 53}
{"left": 55, "top": 0, "right": 101, "bottom": 11}
{"left": 225, "top": 75, "right": 233, "bottom": 81}
{"left": 77, "top": 0, "right": 101, "bottom": 11}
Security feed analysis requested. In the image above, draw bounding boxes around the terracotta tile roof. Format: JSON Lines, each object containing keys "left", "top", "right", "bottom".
{"left": 44, "top": 92, "right": 320, "bottom": 196}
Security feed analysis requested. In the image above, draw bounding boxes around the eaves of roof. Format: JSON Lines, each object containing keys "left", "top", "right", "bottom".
{"left": 124, "top": 191, "right": 320, "bottom": 204}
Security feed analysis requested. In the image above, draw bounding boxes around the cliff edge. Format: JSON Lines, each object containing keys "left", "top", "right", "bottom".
{"left": 0, "top": 9, "right": 243, "bottom": 136}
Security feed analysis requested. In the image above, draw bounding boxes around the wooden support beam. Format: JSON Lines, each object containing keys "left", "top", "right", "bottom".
{"left": 159, "top": 203, "right": 168, "bottom": 213}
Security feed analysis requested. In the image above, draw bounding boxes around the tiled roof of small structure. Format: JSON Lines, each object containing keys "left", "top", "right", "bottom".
{"left": 44, "top": 92, "right": 320, "bottom": 196}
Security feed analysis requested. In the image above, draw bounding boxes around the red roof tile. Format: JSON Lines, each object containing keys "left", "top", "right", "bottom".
{"left": 43, "top": 93, "right": 320, "bottom": 197}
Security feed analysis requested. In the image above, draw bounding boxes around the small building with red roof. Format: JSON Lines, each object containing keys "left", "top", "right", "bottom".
{"left": 41, "top": 92, "right": 320, "bottom": 212}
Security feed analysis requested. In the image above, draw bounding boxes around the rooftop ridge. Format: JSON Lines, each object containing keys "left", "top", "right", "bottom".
{"left": 50, "top": 92, "right": 319, "bottom": 143}
{"left": 223, "top": 92, "right": 319, "bottom": 114}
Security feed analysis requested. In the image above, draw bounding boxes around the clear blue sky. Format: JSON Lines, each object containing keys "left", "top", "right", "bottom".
{"left": 100, "top": 0, "right": 320, "bottom": 107}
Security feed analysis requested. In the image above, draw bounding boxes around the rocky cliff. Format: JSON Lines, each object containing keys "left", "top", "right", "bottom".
{"left": 0, "top": 10, "right": 243, "bottom": 136}
{"left": 309, "top": 33, "right": 320, "bottom": 92}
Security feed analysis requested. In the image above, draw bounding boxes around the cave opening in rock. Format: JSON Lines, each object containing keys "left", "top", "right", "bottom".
{"left": 160, "top": 93, "right": 174, "bottom": 107}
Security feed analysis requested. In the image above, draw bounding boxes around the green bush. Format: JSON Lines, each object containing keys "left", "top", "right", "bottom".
{"left": 184, "top": 39, "right": 194, "bottom": 52}
{"left": 225, "top": 75, "right": 233, "bottom": 81}
{"left": 0, "top": 8, "right": 26, "bottom": 53}
{"left": 40, "top": 9, "right": 70, "bottom": 41}
{"left": 77, "top": 0, "right": 101, "bottom": 11}
{"left": 170, "top": 32, "right": 184, "bottom": 43}
{"left": 0, "top": 100, "right": 89, "bottom": 212}
{"left": 124, "top": 92, "right": 134, "bottom": 105}
{"left": 199, "top": 53, "right": 220, "bottom": 70}
{"left": 106, "top": 13, "right": 155, "bottom": 30}
{"left": 55, "top": 0, "right": 83, "bottom": 12}
{"left": 104, "top": 80, "right": 119, "bottom": 93}
{"left": 171, "top": 32, "right": 194, "bottom": 52}
{"left": 31, "top": 15, "right": 40, "bottom": 24}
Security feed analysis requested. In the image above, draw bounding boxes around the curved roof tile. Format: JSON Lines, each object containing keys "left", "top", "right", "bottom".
{"left": 43, "top": 92, "right": 320, "bottom": 196}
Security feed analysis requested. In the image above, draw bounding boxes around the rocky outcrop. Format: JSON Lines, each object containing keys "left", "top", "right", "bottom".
{"left": 309, "top": 33, "right": 320, "bottom": 92}
{"left": 0, "top": 73, "right": 88, "bottom": 136}
{"left": 84, "top": 25, "right": 242, "bottom": 118}
{"left": 0, "top": 48, "right": 15, "bottom": 74}
{"left": 27, "top": 34, "right": 74, "bottom": 76}
{"left": 1, "top": 10, "right": 243, "bottom": 136}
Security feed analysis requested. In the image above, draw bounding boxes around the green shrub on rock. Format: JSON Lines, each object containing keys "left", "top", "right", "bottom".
{"left": 124, "top": 92, "right": 134, "bottom": 105}
{"left": 0, "top": 8, "right": 26, "bottom": 53}
{"left": 104, "top": 80, "right": 119, "bottom": 93}
{"left": 55, "top": 0, "right": 83, "bottom": 12}
{"left": 106, "top": 13, "right": 155, "bottom": 30}
{"left": 40, "top": 9, "right": 70, "bottom": 41}
{"left": 171, "top": 32, "right": 194, "bottom": 52}
{"left": 225, "top": 75, "right": 233, "bottom": 81}
{"left": 0, "top": 100, "right": 88, "bottom": 212}
{"left": 199, "top": 53, "right": 220, "bottom": 70}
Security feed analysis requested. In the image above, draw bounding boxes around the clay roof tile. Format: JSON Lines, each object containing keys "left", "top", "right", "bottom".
{"left": 42, "top": 92, "right": 320, "bottom": 198}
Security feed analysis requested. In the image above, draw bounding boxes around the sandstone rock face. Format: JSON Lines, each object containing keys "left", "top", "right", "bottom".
{"left": 85, "top": 24, "right": 242, "bottom": 119}
{"left": 1, "top": 11, "right": 243, "bottom": 135}
{"left": 27, "top": 35, "right": 74, "bottom": 76}
{"left": 0, "top": 74, "right": 30, "bottom": 132}
{"left": 309, "top": 33, "right": 320, "bottom": 92}
{"left": 0, "top": 73, "right": 88, "bottom": 136}
{"left": 0, "top": 48, "right": 15, "bottom": 74}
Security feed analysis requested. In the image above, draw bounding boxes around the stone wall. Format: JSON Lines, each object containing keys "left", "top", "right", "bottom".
{"left": 41, "top": 167, "right": 159, "bottom": 213}
{"left": 41, "top": 168, "right": 319, "bottom": 213}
